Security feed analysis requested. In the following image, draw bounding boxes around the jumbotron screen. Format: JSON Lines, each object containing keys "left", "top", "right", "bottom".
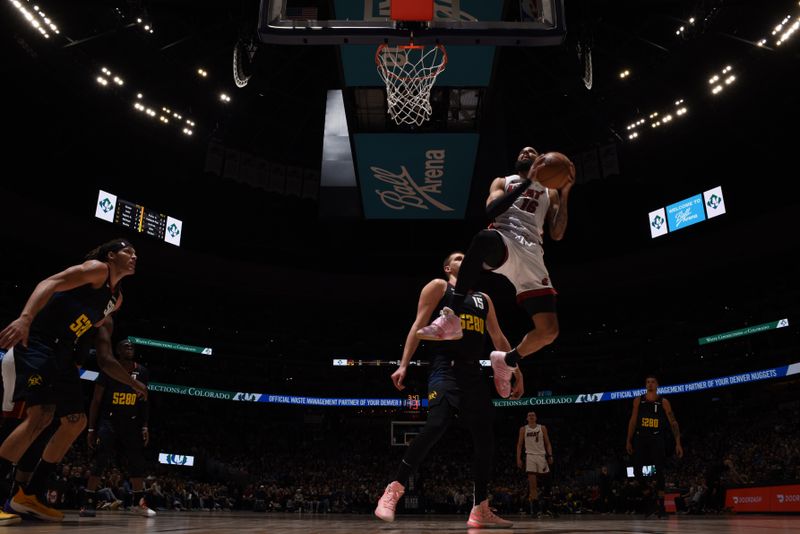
{"left": 95, "top": 189, "right": 182, "bottom": 246}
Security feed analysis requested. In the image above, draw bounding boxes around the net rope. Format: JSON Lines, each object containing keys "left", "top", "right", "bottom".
{"left": 376, "top": 44, "right": 447, "bottom": 126}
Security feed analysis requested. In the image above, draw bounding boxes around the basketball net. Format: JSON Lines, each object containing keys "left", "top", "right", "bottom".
{"left": 376, "top": 42, "right": 447, "bottom": 126}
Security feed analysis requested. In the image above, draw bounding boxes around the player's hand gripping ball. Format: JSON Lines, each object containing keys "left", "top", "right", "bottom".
{"left": 530, "top": 152, "right": 574, "bottom": 189}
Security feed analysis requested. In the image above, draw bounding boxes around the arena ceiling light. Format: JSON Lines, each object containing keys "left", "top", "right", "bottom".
{"left": 130, "top": 93, "right": 198, "bottom": 137}
{"left": 755, "top": 5, "right": 800, "bottom": 48}
{"left": 676, "top": 5, "right": 713, "bottom": 41}
{"left": 775, "top": 16, "right": 800, "bottom": 46}
{"left": 708, "top": 65, "right": 735, "bottom": 95}
{"left": 136, "top": 17, "right": 155, "bottom": 34}
{"left": 197, "top": 68, "right": 208, "bottom": 78}
{"left": 10, "top": 0, "right": 60, "bottom": 39}
{"left": 675, "top": 15, "right": 697, "bottom": 37}
{"left": 97, "top": 64, "right": 197, "bottom": 137}
{"left": 619, "top": 69, "right": 631, "bottom": 79}
{"left": 623, "top": 100, "right": 687, "bottom": 142}
{"left": 220, "top": 93, "right": 231, "bottom": 103}
{"left": 33, "top": 5, "right": 59, "bottom": 34}
{"left": 96, "top": 68, "right": 124, "bottom": 88}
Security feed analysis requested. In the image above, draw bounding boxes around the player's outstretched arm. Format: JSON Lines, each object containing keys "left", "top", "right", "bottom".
{"left": 0, "top": 261, "right": 108, "bottom": 349}
{"left": 95, "top": 317, "right": 148, "bottom": 399}
{"left": 391, "top": 279, "right": 447, "bottom": 391}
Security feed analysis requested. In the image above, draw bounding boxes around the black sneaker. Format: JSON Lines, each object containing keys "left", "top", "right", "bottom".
{"left": 79, "top": 507, "right": 96, "bottom": 518}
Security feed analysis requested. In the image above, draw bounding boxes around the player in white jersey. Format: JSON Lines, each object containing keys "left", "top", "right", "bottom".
{"left": 516, "top": 412, "right": 553, "bottom": 516}
{"left": 416, "top": 146, "right": 574, "bottom": 398}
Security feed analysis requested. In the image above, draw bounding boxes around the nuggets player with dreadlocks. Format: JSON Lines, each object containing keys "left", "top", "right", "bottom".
{"left": 0, "top": 238, "right": 147, "bottom": 522}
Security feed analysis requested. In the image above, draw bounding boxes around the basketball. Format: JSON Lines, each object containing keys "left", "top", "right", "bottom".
{"left": 532, "top": 152, "right": 574, "bottom": 189}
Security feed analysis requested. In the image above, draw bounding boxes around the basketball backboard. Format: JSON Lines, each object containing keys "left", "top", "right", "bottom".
{"left": 258, "top": 0, "right": 566, "bottom": 46}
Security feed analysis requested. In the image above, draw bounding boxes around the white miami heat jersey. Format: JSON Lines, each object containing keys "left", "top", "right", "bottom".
{"left": 492, "top": 175, "right": 551, "bottom": 246}
{"left": 525, "top": 424, "right": 546, "bottom": 455}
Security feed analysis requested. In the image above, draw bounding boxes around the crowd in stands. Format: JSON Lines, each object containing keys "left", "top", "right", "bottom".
{"left": 22, "top": 382, "right": 796, "bottom": 516}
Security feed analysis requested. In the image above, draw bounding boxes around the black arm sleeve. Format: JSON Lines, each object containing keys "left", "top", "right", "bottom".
{"left": 485, "top": 178, "right": 531, "bottom": 219}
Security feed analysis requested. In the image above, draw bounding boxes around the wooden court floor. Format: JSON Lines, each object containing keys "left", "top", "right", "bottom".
{"left": 5, "top": 511, "right": 799, "bottom": 533}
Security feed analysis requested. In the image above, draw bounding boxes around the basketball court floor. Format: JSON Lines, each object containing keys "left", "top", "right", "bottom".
{"left": 9, "top": 512, "right": 800, "bottom": 533}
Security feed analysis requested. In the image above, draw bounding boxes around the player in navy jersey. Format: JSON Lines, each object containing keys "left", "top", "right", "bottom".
{"left": 0, "top": 238, "right": 147, "bottom": 522}
{"left": 416, "top": 147, "right": 575, "bottom": 399}
{"left": 82, "top": 339, "right": 154, "bottom": 517}
{"left": 375, "top": 252, "right": 523, "bottom": 529}
{"left": 626, "top": 375, "right": 683, "bottom": 518}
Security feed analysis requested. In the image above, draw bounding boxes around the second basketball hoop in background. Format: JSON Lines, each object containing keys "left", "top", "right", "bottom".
{"left": 375, "top": 43, "right": 447, "bottom": 126}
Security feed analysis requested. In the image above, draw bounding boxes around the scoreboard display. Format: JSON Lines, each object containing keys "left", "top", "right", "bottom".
{"left": 95, "top": 190, "right": 182, "bottom": 246}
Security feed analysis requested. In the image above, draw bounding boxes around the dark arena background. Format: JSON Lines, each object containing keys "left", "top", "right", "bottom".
{"left": 1, "top": 0, "right": 799, "bottom": 533}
